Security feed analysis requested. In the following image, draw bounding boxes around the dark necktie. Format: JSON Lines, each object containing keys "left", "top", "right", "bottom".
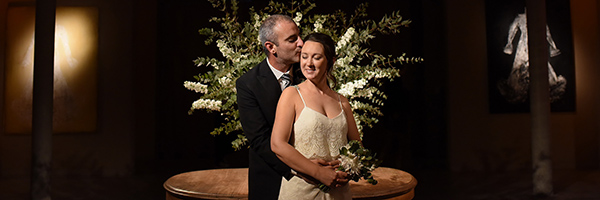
{"left": 280, "top": 73, "right": 291, "bottom": 91}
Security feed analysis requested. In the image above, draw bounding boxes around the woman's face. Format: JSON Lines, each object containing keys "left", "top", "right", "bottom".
{"left": 300, "top": 41, "right": 328, "bottom": 81}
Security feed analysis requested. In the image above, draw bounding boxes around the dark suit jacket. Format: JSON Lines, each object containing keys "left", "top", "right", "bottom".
{"left": 236, "top": 59, "right": 302, "bottom": 200}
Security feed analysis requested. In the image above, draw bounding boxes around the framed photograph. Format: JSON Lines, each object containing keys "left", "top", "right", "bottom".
{"left": 3, "top": 6, "right": 98, "bottom": 134}
{"left": 485, "top": 0, "right": 575, "bottom": 113}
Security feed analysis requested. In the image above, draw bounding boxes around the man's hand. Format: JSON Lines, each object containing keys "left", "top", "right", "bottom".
{"left": 295, "top": 159, "right": 332, "bottom": 185}
{"left": 312, "top": 159, "right": 335, "bottom": 168}
{"left": 334, "top": 171, "right": 349, "bottom": 187}
{"left": 295, "top": 159, "right": 348, "bottom": 187}
{"left": 328, "top": 160, "right": 341, "bottom": 169}
{"left": 295, "top": 170, "right": 319, "bottom": 185}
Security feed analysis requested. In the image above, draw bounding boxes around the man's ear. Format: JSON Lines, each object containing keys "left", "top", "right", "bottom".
{"left": 265, "top": 41, "right": 277, "bottom": 55}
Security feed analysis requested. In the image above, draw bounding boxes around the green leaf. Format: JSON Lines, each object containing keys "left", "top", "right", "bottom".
{"left": 340, "top": 147, "right": 348, "bottom": 155}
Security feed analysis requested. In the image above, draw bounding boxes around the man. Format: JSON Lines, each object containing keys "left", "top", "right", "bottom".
{"left": 238, "top": 14, "right": 349, "bottom": 199}
{"left": 236, "top": 14, "right": 305, "bottom": 199}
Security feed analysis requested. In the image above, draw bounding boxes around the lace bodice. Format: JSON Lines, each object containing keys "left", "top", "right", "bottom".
{"left": 292, "top": 87, "right": 348, "bottom": 162}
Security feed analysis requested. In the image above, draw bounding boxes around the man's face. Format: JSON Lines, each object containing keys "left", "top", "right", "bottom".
{"left": 272, "top": 21, "right": 303, "bottom": 65}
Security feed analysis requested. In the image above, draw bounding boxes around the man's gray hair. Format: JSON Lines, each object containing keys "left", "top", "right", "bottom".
{"left": 259, "top": 14, "right": 295, "bottom": 55}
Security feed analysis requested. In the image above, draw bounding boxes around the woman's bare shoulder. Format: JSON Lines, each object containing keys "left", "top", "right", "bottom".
{"left": 279, "top": 86, "right": 302, "bottom": 105}
{"left": 335, "top": 92, "right": 353, "bottom": 110}
{"left": 281, "top": 86, "right": 300, "bottom": 97}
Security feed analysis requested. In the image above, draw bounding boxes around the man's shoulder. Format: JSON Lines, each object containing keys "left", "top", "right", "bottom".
{"left": 238, "top": 60, "right": 267, "bottom": 82}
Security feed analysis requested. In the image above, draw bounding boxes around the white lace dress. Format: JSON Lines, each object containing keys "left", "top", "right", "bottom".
{"left": 278, "top": 86, "right": 351, "bottom": 200}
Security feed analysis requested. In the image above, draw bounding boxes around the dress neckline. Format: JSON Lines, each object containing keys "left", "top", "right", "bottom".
{"left": 300, "top": 106, "right": 344, "bottom": 120}
{"left": 294, "top": 86, "right": 344, "bottom": 120}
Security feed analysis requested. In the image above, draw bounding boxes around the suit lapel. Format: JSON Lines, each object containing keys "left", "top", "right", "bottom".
{"left": 256, "top": 60, "right": 282, "bottom": 125}
{"left": 257, "top": 60, "right": 282, "bottom": 97}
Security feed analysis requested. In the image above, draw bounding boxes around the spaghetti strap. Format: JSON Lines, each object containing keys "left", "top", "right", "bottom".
{"left": 337, "top": 94, "right": 343, "bottom": 111}
{"left": 294, "top": 86, "right": 307, "bottom": 106}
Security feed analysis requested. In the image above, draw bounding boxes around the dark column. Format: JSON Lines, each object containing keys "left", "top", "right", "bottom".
{"left": 31, "top": 0, "right": 55, "bottom": 199}
{"left": 526, "top": 0, "right": 553, "bottom": 197}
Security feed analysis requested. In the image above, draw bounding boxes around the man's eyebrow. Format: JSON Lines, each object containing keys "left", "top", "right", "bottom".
{"left": 284, "top": 34, "right": 297, "bottom": 41}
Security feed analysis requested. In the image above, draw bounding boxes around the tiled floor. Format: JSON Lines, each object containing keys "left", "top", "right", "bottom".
{"left": 414, "top": 170, "right": 600, "bottom": 200}
{"left": 0, "top": 175, "right": 163, "bottom": 200}
{"left": 1, "top": 170, "right": 600, "bottom": 199}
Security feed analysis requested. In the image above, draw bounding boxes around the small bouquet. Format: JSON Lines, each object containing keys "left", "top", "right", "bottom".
{"left": 319, "top": 140, "right": 382, "bottom": 192}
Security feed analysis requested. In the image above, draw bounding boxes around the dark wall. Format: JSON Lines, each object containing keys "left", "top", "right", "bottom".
{"left": 155, "top": 0, "right": 236, "bottom": 176}
{"left": 2, "top": 0, "right": 597, "bottom": 191}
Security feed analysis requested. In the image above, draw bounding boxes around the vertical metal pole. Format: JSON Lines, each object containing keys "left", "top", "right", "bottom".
{"left": 31, "top": 0, "right": 55, "bottom": 199}
{"left": 526, "top": 0, "right": 553, "bottom": 197}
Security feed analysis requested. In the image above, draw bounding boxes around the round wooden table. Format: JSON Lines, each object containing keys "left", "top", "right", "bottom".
{"left": 164, "top": 167, "right": 416, "bottom": 200}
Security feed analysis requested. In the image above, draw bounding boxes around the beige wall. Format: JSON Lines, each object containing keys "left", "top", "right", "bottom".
{"left": 571, "top": 0, "right": 600, "bottom": 169}
{"left": 0, "top": 0, "right": 151, "bottom": 177}
{"left": 446, "top": 0, "right": 600, "bottom": 172}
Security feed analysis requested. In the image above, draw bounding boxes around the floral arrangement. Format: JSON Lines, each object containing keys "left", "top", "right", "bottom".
{"left": 319, "top": 140, "right": 382, "bottom": 192}
{"left": 184, "top": 0, "right": 422, "bottom": 150}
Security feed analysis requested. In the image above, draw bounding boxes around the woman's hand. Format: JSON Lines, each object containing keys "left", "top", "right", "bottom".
{"left": 299, "top": 159, "right": 338, "bottom": 185}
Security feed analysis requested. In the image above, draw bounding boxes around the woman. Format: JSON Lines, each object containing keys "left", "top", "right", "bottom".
{"left": 271, "top": 33, "right": 362, "bottom": 199}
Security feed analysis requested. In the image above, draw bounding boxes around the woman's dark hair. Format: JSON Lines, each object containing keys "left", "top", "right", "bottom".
{"left": 303, "top": 33, "right": 337, "bottom": 88}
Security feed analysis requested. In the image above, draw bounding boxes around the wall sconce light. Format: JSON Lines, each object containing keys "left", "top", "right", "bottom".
{"left": 4, "top": 6, "right": 98, "bottom": 134}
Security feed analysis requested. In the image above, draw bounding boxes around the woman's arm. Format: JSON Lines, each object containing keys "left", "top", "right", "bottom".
{"left": 271, "top": 87, "right": 339, "bottom": 187}
{"left": 341, "top": 96, "right": 362, "bottom": 142}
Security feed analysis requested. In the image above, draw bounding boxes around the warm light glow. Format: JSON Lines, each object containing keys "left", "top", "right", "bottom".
{"left": 4, "top": 6, "right": 98, "bottom": 134}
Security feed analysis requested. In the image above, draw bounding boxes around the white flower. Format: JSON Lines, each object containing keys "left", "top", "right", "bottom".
{"left": 216, "top": 40, "right": 234, "bottom": 65}
{"left": 209, "top": 61, "right": 220, "bottom": 69}
{"left": 253, "top": 13, "right": 262, "bottom": 30}
{"left": 218, "top": 76, "right": 232, "bottom": 86}
{"left": 335, "top": 56, "right": 353, "bottom": 68}
{"left": 339, "top": 153, "right": 363, "bottom": 176}
{"left": 255, "top": 14, "right": 268, "bottom": 43}
{"left": 314, "top": 22, "right": 323, "bottom": 32}
{"left": 349, "top": 101, "right": 359, "bottom": 110}
{"left": 338, "top": 79, "right": 368, "bottom": 97}
{"left": 367, "top": 70, "right": 386, "bottom": 79}
{"left": 293, "top": 12, "right": 302, "bottom": 26}
{"left": 184, "top": 81, "right": 208, "bottom": 93}
{"left": 313, "top": 17, "right": 325, "bottom": 32}
{"left": 336, "top": 27, "right": 355, "bottom": 52}
{"left": 354, "top": 114, "right": 363, "bottom": 132}
{"left": 191, "top": 99, "right": 222, "bottom": 111}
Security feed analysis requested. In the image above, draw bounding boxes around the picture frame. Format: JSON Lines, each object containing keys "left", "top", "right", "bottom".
{"left": 485, "top": 0, "right": 576, "bottom": 113}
